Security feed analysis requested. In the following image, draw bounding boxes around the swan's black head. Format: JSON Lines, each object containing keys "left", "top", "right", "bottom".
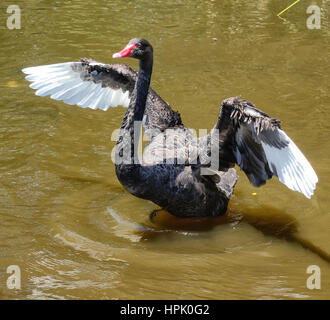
{"left": 112, "top": 38, "right": 153, "bottom": 61}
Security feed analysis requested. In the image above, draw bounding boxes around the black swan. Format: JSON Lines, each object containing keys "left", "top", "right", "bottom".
{"left": 22, "top": 38, "right": 318, "bottom": 217}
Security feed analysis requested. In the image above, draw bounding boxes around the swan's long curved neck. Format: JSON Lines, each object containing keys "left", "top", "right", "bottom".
{"left": 133, "top": 59, "right": 153, "bottom": 123}
{"left": 115, "top": 57, "right": 153, "bottom": 168}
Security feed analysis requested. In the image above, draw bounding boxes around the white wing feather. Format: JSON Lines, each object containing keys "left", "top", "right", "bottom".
{"left": 261, "top": 129, "right": 318, "bottom": 198}
{"left": 22, "top": 62, "right": 130, "bottom": 110}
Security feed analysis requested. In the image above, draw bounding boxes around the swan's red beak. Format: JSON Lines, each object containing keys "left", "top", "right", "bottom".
{"left": 112, "top": 44, "right": 136, "bottom": 58}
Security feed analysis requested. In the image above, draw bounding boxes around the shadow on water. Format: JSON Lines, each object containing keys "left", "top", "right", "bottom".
{"left": 130, "top": 206, "right": 330, "bottom": 263}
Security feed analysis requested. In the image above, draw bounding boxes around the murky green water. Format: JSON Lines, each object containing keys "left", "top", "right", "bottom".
{"left": 0, "top": 0, "right": 329, "bottom": 299}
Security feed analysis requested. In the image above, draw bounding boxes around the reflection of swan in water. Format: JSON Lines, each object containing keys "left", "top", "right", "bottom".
{"left": 23, "top": 38, "right": 318, "bottom": 218}
{"left": 107, "top": 207, "right": 330, "bottom": 263}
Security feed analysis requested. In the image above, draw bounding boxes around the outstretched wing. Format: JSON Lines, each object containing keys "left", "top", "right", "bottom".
{"left": 217, "top": 97, "right": 318, "bottom": 198}
{"left": 22, "top": 58, "right": 182, "bottom": 130}
{"left": 22, "top": 59, "right": 136, "bottom": 110}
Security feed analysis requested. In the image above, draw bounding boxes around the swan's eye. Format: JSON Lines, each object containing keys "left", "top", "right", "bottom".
{"left": 135, "top": 43, "right": 142, "bottom": 48}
